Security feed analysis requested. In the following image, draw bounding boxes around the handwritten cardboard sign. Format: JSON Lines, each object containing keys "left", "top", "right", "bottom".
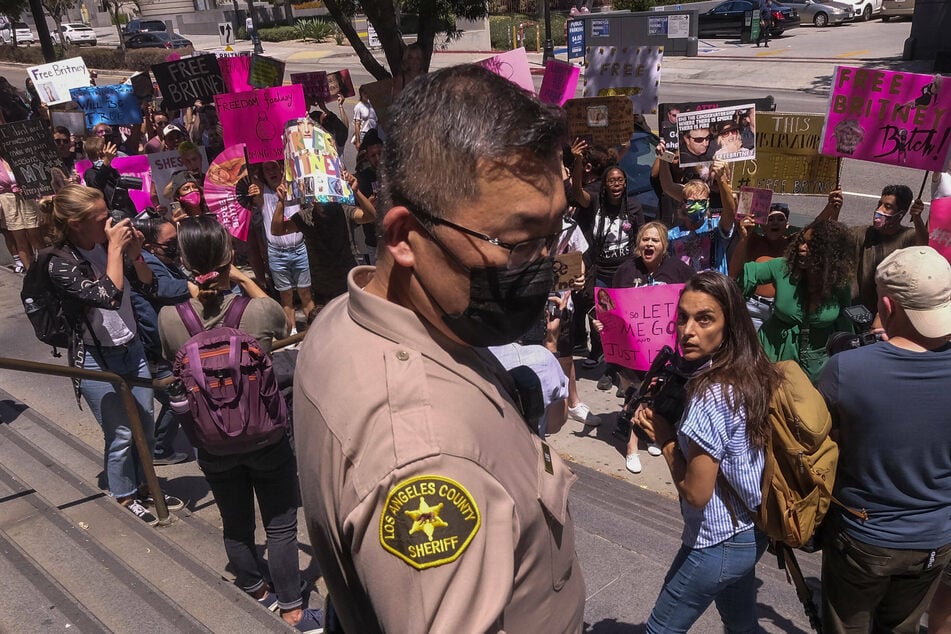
{"left": 676, "top": 103, "right": 756, "bottom": 168}
{"left": 552, "top": 251, "right": 583, "bottom": 291}
{"left": 564, "top": 96, "right": 634, "bottom": 147}
{"left": 820, "top": 66, "right": 951, "bottom": 171}
{"left": 290, "top": 71, "right": 329, "bottom": 104}
{"left": 76, "top": 155, "right": 153, "bottom": 211}
{"left": 217, "top": 85, "right": 307, "bottom": 163}
{"left": 584, "top": 45, "right": 663, "bottom": 114}
{"left": 478, "top": 48, "right": 535, "bottom": 95}
{"left": 284, "top": 118, "right": 354, "bottom": 205}
{"left": 68, "top": 84, "right": 143, "bottom": 128}
{"left": 0, "top": 119, "right": 62, "bottom": 198}
{"left": 150, "top": 54, "right": 226, "bottom": 109}
{"left": 148, "top": 148, "right": 209, "bottom": 206}
{"left": 27, "top": 57, "right": 90, "bottom": 106}
{"left": 218, "top": 53, "right": 254, "bottom": 93}
{"left": 929, "top": 197, "right": 951, "bottom": 264}
{"left": 596, "top": 284, "right": 684, "bottom": 372}
{"left": 539, "top": 59, "right": 580, "bottom": 107}
{"left": 737, "top": 187, "right": 773, "bottom": 224}
{"left": 249, "top": 54, "right": 285, "bottom": 88}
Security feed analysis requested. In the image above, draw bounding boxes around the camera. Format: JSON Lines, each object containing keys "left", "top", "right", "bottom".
{"left": 613, "top": 346, "right": 689, "bottom": 442}
{"left": 826, "top": 305, "right": 885, "bottom": 356}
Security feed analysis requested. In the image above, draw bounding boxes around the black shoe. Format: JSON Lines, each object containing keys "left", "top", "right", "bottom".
{"left": 597, "top": 374, "right": 614, "bottom": 391}
{"left": 152, "top": 451, "right": 189, "bottom": 466}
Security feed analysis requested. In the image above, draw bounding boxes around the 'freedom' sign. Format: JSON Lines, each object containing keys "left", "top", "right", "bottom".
{"left": 151, "top": 54, "right": 226, "bottom": 109}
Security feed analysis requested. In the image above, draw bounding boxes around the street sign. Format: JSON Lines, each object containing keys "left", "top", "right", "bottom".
{"left": 567, "top": 19, "right": 584, "bottom": 59}
{"left": 367, "top": 22, "right": 380, "bottom": 48}
{"left": 218, "top": 22, "right": 235, "bottom": 46}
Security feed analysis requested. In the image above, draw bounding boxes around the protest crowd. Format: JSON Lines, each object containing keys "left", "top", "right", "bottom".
{"left": 0, "top": 42, "right": 949, "bottom": 634}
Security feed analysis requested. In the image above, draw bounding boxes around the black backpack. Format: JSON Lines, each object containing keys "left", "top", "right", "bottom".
{"left": 21, "top": 247, "right": 80, "bottom": 354}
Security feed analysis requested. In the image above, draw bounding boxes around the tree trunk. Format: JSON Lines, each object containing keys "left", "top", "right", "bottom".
{"left": 111, "top": 3, "right": 125, "bottom": 51}
{"left": 361, "top": 3, "right": 405, "bottom": 76}
{"left": 323, "top": 0, "right": 391, "bottom": 80}
{"left": 283, "top": 0, "right": 292, "bottom": 25}
{"left": 51, "top": 16, "right": 66, "bottom": 50}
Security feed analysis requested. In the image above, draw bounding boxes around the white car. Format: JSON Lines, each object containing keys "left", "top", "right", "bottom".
{"left": 850, "top": 0, "right": 882, "bottom": 20}
{"left": 0, "top": 22, "right": 35, "bottom": 45}
{"left": 60, "top": 23, "right": 97, "bottom": 46}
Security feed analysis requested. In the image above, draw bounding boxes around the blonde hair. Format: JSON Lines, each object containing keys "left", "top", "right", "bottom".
{"left": 682, "top": 179, "right": 710, "bottom": 200}
{"left": 635, "top": 221, "right": 670, "bottom": 257}
{"left": 83, "top": 136, "right": 104, "bottom": 161}
{"left": 39, "top": 184, "right": 104, "bottom": 246}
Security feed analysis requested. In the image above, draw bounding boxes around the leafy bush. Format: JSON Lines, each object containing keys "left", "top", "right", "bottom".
{"left": 489, "top": 13, "right": 568, "bottom": 51}
{"left": 257, "top": 25, "right": 299, "bottom": 41}
{"left": 295, "top": 17, "right": 336, "bottom": 42}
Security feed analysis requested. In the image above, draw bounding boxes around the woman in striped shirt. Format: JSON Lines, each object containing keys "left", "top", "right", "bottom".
{"left": 635, "top": 271, "right": 783, "bottom": 633}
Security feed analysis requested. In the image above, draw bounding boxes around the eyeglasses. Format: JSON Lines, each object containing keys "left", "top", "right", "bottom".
{"left": 684, "top": 199, "right": 709, "bottom": 206}
{"left": 53, "top": 138, "right": 70, "bottom": 145}
{"left": 688, "top": 135, "right": 711, "bottom": 143}
{"left": 409, "top": 204, "right": 561, "bottom": 269}
{"left": 605, "top": 177, "right": 626, "bottom": 185}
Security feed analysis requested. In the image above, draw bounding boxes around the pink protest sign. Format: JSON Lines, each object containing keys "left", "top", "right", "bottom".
{"left": 595, "top": 284, "right": 684, "bottom": 371}
{"left": 77, "top": 155, "right": 154, "bottom": 212}
{"left": 478, "top": 48, "right": 535, "bottom": 95}
{"left": 218, "top": 54, "right": 253, "bottom": 93}
{"left": 820, "top": 66, "right": 951, "bottom": 171}
{"left": 290, "top": 71, "right": 329, "bottom": 104}
{"left": 216, "top": 85, "right": 306, "bottom": 163}
{"left": 929, "top": 197, "right": 951, "bottom": 263}
{"left": 737, "top": 186, "right": 773, "bottom": 224}
{"left": 539, "top": 59, "right": 580, "bottom": 106}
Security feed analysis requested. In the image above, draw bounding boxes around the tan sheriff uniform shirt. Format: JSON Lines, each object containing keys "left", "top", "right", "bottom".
{"left": 295, "top": 266, "right": 585, "bottom": 634}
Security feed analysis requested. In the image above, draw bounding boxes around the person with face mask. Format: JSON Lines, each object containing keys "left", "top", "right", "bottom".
{"left": 660, "top": 166, "right": 737, "bottom": 274}
{"left": 294, "top": 64, "right": 585, "bottom": 633}
{"left": 166, "top": 171, "right": 209, "bottom": 220}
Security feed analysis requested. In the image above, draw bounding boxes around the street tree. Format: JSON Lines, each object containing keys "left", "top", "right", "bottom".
{"left": 100, "top": 0, "right": 131, "bottom": 50}
{"left": 39, "top": 0, "right": 75, "bottom": 49}
{"left": 0, "top": 0, "right": 30, "bottom": 45}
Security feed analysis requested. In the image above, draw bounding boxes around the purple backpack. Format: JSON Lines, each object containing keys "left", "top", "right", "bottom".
{"left": 172, "top": 296, "right": 287, "bottom": 455}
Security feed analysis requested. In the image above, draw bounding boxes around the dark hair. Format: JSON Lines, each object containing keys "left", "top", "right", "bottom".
{"left": 784, "top": 218, "right": 856, "bottom": 312}
{"left": 133, "top": 214, "right": 170, "bottom": 245}
{"left": 586, "top": 145, "right": 616, "bottom": 176}
{"left": 680, "top": 271, "right": 782, "bottom": 449}
{"left": 379, "top": 64, "right": 568, "bottom": 224}
{"left": 177, "top": 215, "right": 232, "bottom": 318}
{"left": 881, "top": 184, "right": 913, "bottom": 214}
{"left": 53, "top": 125, "right": 71, "bottom": 137}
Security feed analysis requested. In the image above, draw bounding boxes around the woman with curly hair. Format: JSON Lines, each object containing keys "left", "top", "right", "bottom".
{"left": 741, "top": 218, "right": 857, "bottom": 382}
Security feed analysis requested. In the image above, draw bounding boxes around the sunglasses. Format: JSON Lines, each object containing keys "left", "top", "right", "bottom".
{"left": 53, "top": 138, "right": 70, "bottom": 145}
{"left": 688, "top": 135, "right": 711, "bottom": 143}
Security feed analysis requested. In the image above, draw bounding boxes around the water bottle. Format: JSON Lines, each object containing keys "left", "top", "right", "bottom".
{"left": 24, "top": 298, "right": 41, "bottom": 315}
{"left": 167, "top": 379, "right": 191, "bottom": 416}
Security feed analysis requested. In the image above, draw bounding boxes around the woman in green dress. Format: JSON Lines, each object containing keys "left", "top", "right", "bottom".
{"left": 740, "top": 218, "right": 857, "bottom": 382}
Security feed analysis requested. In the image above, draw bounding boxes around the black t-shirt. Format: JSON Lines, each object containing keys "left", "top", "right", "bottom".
{"left": 611, "top": 254, "right": 695, "bottom": 288}
{"left": 356, "top": 166, "right": 379, "bottom": 248}
{"left": 292, "top": 203, "right": 357, "bottom": 299}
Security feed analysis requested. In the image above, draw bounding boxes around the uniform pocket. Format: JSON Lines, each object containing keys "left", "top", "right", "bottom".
{"left": 536, "top": 440, "right": 579, "bottom": 591}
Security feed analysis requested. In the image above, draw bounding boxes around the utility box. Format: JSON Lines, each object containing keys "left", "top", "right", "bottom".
{"left": 740, "top": 10, "right": 761, "bottom": 43}
{"left": 574, "top": 10, "right": 699, "bottom": 57}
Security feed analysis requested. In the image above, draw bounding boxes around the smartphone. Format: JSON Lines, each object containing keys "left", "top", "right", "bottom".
{"left": 658, "top": 149, "right": 677, "bottom": 163}
{"left": 169, "top": 202, "right": 182, "bottom": 218}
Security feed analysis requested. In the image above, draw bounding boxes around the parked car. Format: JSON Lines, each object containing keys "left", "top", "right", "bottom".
{"left": 699, "top": 1, "right": 801, "bottom": 38}
{"left": 0, "top": 22, "right": 35, "bottom": 45}
{"left": 777, "top": 0, "right": 854, "bottom": 26}
{"left": 881, "top": 0, "right": 914, "bottom": 20}
{"left": 124, "top": 31, "right": 192, "bottom": 49}
{"left": 60, "top": 23, "right": 97, "bottom": 46}
{"left": 122, "top": 19, "right": 167, "bottom": 35}
{"left": 849, "top": 0, "right": 882, "bottom": 21}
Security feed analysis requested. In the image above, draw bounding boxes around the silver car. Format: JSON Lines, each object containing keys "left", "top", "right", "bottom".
{"left": 777, "top": 0, "right": 855, "bottom": 26}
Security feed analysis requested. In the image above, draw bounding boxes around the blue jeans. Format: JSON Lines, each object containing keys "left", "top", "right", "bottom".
{"left": 81, "top": 338, "right": 155, "bottom": 499}
{"left": 647, "top": 527, "right": 768, "bottom": 633}
{"left": 151, "top": 361, "right": 181, "bottom": 458}
{"left": 267, "top": 242, "right": 311, "bottom": 292}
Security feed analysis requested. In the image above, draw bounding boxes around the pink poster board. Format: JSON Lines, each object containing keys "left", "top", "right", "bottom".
{"left": 216, "top": 85, "right": 307, "bottom": 163}
{"left": 77, "top": 155, "right": 153, "bottom": 212}
{"left": 290, "top": 71, "right": 329, "bottom": 104}
{"left": 929, "top": 197, "right": 951, "bottom": 263}
{"left": 820, "top": 66, "right": 951, "bottom": 171}
{"left": 737, "top": 186, "right": 773, "bottom": 224}
{"left": 478, "top": 48, "right": 535, "bottom": 95}
{"left": 218, "top": 54, "right": 253, "bottom": 93}
{"left": 539, "top": 59, "right": 580, "bottom": 106}
{"left": 595, "top": 284, "right": 684, "bottom": 371}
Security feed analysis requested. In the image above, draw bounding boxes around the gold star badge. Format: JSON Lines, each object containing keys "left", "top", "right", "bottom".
{"left": 405, "top": 497, "right": 448, "bottom": 541}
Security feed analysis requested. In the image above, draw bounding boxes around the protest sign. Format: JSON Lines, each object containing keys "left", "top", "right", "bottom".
{"left": 148, "top": 148, "right": 209, "bottom": 206}
{"left": 326, "top": 69, "right": 355, "bottom": 98}
{"left": 736, "top": 187, "right": 773, "bottom": 224}
{"left": 929, "top": 197, "right": 951, "bottom": 263}
{"left": 660, "top": 98, "right": 771, "bottom": 153}
{"left": 249, "top": 54, "right": 285, "bottom": 88}
{"left": 290, "top": 71, "right": 330, "bottom": 104}
{"left": 217, "top": 85, "right": 307, "bottom": 163}
{"left": 731, "top": 112, "right": 840, "bottom": 196}
{"left": 129, "top": 71, "right": 154, "bottom": 100}
{"left": 218, "top": 53, "right": 254, "bottom": 93}
{"left": 76, "top": 155, "right": 154, "bottom": 212}
{"left": 68, "top": 84, "right": 143, "bottom": 129}
{"left": 553, "top": 251, "right": 583, "bottom": 292}
{"left": 150, "top": 54, "right": 226, "bottom": 109}
{"left": 205, "top": 144, "right": 254, "bottom": 241}
{"left": 360, "top": 77, "right": 395, "bottom": 129}
{"left": 0, "top": 119, "right": 62, "bottom": 198}
{"left": 284, "top": 118, "right": 355, "bottom": 205}
{"left": 28, "top": 57, "right": 90, "bottom": 106}
{"left": 539, "top": 59, "right": 580, "bottom": 107}
{"left": 820, "top": 66, "right": 951, "bottom": 171}
{"left": 676, "top": 103, "right": 756, "bottom": 167}
{"left": 49, "top": 110, "right": 86, "bottom": 137}
{"left": 478, "top": 48, "right": 535, "bottom": 95}
{"left": 564, "top": 96, "right": 634, "bottom": 147}
{"left": 595, "top": 284, "right": 684, "bottom": 372}
{"left": 583, "top": 46, "right": 663, "bottom": 114}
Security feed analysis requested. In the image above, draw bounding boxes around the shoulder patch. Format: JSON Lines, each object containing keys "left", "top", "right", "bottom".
{"left": 379, "top": 475, "right": 481, "bottom": 570}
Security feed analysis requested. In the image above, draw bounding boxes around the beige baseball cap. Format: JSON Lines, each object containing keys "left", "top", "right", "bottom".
{"left": 875, "top": 246, "right": 951, "bottom": 338}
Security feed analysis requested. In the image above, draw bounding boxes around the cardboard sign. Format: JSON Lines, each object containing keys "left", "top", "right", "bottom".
{"left": 217, "top": 85, "right": 307, "bottom": 163}
{"left": 68, "top": 84, "right": 143, "bottom": 128}
{"left": 478, "top": 48, "right": 535, "bottom": 95}
{"left": 564, "top": 96, "right": 634, "bottom": 147}
{"left": 584, "top": 45, "right": 663, "bottom": 114}
{"left": 676, "top": 103, "right": 756, "bottom": 167}
{"left": 218, "top": 53, "right": 254, "bottom": 93}
{"left": 49, "top": 110, "right": 86, "bottom": 137}
{"left": 360, "top": 77, "right": 395, "bottom": 128}
{"left": 76, "top": 155, "right": 154, "bottom": 211}
{"left": 595, "top": 284, "right": 684, "bottom": 372}
{"left": 820, "top": 66, "right": 951, "bottom": 171}
{"left": 249, "top": 54, "right": 285, "bottom": 88}
{"left": 737, "top": 186, "right": 773, "bottom": 224}
{"left": 150, "top": 54, "right": 226, "bottom": 109}
{"left": 0, "top": 119, "right": 62, "bottom": 198}
{"left": 732, "top": 112, "right": 840, "bottom": 196}
{"left": 539, "top": 59, "right": 580, "bottom": 107}
{"left": 290, "top": 71, "right": 330, "bottom": 104}
{"left": 326, "top": 69, "right": 355, "bottom": 99}
{"left": 148, "top": 148, "right": 209, "bottom": 206}
{"left": 929, "top": 197, "right": 951, "bottom": 264}
{"left": 553, "top": 251, "right": 583, "bottom": 291}
{"left": 27, "top": 57, "right": 90, "bottom": 106}
{"left": 284, "top": 118, "right": 355, "bottom": 205}
{"left": 129, "top": 71, "right": 154, "bottom": 100}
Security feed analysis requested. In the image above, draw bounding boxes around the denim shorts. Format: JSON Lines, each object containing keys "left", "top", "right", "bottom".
{"left": 268, "top": 242, "right": 311, "bottom": 292}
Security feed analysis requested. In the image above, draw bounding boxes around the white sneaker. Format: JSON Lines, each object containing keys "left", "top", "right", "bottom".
{"left": 567, "top": 402, "right": 601, "bottom": 426}
{"left": 625, "top": 452, "right": 642, "bottom": 474}
{"left": 647, "top": 443, "right": 663, "bottom": 457}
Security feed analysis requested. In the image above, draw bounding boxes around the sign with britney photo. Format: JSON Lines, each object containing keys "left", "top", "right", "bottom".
{"left": 595, "top": 284, "right": 684, "bottom": 372}
{"left": 820, "top": 66, "right": 951, "bottom": 171}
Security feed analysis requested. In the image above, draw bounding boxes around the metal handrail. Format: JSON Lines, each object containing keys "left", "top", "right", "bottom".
{"left": 0, "top": 357, "right": 171, "bottom": 524}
